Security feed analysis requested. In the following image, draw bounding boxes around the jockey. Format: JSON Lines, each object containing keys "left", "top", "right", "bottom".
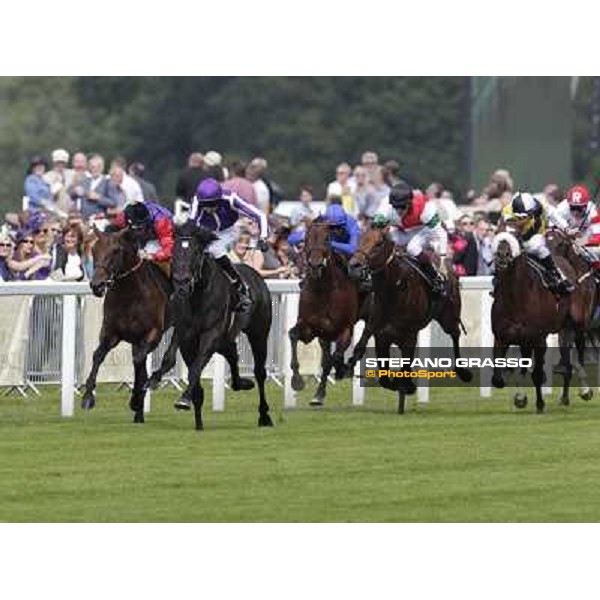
{"left": 375, "top": 181, "right": 448, "bottom": 295}
{"left": 189, "top": 178, "right": 269, "bottom": 311}
{"left": 115, "top": 200, "right": 175, "bottom": 269}
{"left": 502, "top": 191, "right": 574, "bottom": 295}
{"left": 549, "top": 184, "right": 597, "bottom": 240}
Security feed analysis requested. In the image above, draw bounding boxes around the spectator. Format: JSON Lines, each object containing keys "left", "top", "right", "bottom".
{"left": 451, "top": 215, "right": 478, "bottom": 276}
{"left": 246, "top": 157, "right": 271, "bottom": 214}
{"left": 543, "top": 183, "right": 562, "bottom": 208}
{"left": 480, "top": 168, "right": 514, "bottom": 215}
{"left": 253, "top": 232, "right": 292, "bottom": 279}
{"left": 327, "top": 163, "right": 356, "bottom": 215}
{"left": 353, "top": 166, "right": 378, "bottom": 226}
{"left": 105, "top": 165, "right": 128, "bottom": 212}
{"left": 12, "top": 230, "right": 51, "bottom": 280}
{"left": 175, "top": 152, "right": 206, "bottom": 202}
{"left": 68, "top": 152, "right": 89, "bottom": 212}
{"left": 204, "top": 150, "right": 225, "bottom": 181}
{"left": 289, "top": 185, "right": 318, "bottom": 230}
{"left": 128, "top": 161, "right": 158, "bottom": 201}
{"left": 382, "top": 160, "right": 408, "bottom": 187}
{"left": 474, "top": 215, "right": 494, "bottom": 276}
{"left": 50, "top": 224, "right": 87, "bottom": 281}
{"left": 82, "top": 229, "right": 96, "bottom": 277}
{"left": 44, "top": 148, "right": 74, "bottom": 214}
{"left": 228, "top": 229, "right": 256, "bottom": 267}
{"left": 77, "top": 154, "right": 116, "bottom": 219}
{"left": 223, "top": 160, "right": 257, "bottom": 206}
{"left": 361, "top": 150, "right": 379, "bottom": 180}
{"left": 426, "top": 182, "right": 444, "bottom": 201}
{"left": 24, "top": 156, "right": 52, "bottom": 212}
{"left": 370, "top": 165, "right": 391, "bottom": 206}
{"left": 0, "top": 232, "right": 14, "bottom": 281}
{"left": 110, "top": 157, "right": 144, "bottom": 203}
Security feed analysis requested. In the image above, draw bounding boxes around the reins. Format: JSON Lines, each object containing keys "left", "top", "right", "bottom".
{"left": 108, "top": 257, "right": 144, "bottom": 285}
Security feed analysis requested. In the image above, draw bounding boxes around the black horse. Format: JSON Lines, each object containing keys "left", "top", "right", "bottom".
{"left": 165, "top": 220, "right": 274, "bottom": 431}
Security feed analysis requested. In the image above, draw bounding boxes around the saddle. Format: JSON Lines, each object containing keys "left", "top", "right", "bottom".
{"left": 402, "top": 253, "right": 444, "bottom": 289}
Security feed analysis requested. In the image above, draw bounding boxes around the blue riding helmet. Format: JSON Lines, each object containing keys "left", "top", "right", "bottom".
{"left": 324, "top": 204, "right": 347, "bottom": 227}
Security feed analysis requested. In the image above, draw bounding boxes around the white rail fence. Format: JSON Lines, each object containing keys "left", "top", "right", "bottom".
{"left": 1, "top": 276, "right": 552, "bottom": 417}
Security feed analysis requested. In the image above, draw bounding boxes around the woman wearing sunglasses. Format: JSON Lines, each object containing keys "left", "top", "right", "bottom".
{"left": 10, "top": 231, "right": 52, "bottom": 280}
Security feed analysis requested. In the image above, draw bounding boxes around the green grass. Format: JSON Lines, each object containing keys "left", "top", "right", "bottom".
{"left": 2, "top": 380, "right": 600, "bottom": 522}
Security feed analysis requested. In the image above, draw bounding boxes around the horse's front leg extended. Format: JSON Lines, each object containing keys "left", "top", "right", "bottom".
{"left": 311, "top": 337, "right": 333, "bottom": 406}
{"left": 559, "top": 329, "right": 574, "bottom": 406}
{"left": 130, "top": 339, "right": 157, "bottom": 424}
{"left": 289, "top": 323, "right": 311, "bottom": 392}
{"left": 345, "top": 317, "right": 374, "bottom": 375}
{"left": 491, "top": 339, "right": 508, "bottom": 389}
{"left": 82, "top": 334, "right": 119, "bottom": 410}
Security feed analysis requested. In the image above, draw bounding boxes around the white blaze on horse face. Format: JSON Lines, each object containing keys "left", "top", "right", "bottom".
{"left": 182, "top": 241, "right": 190, "bottom": 249}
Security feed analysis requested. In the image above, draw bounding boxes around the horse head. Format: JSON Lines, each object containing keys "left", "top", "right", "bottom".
{"left": 348, "top": 224, "right": 392, "bottom": 280}
{"left": 172, "top": 220, "right": 218, "bottom": 296}
{"left": 492, "top": 231, "right": 522, "bottom": 272}
{"left": 304, "top": 219, "right": 332, "bottom": 280}
{"left": 90, "top": 227, "right": 139, "bottom": 297}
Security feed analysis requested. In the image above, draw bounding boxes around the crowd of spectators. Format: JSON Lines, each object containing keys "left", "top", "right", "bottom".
{"left": 1, "top": 145, "right": 566, "bottom": 283}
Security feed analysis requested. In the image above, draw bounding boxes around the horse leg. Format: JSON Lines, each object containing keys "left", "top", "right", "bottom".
{"left": 559, "top": 329, "right": 574, "bottom": 406}
{"left": 533, "top": 341, "right": 547, "bottom": 414}
{"left": 375, "top": 334, "right": 395, "bottom": 392}
{"left": 220, "top": 339, "right": 254, "bottom": 391}
{"left": 491, "top": 339, "right": 508, "bottom": 389}
{"left": 346, "top": 318, "right": 374, "bottom": 374}
{"left": 289, "top": 323, "right": 311, "bottom": 392}
{"left": 513, "top": 345, "right": 531, "bottom": 409}
{"left": 436, "top": 296, "right": 472, "bottom": 383}
{"left": 130, "top": 339, "right": 156, "bottom": 424}
{"left": 192, "top": 381, "right": 205, "bottom": 431}
{"left": 398, "top": 338, "right": 418, "bottom": 398}
{"left": 247, "top": 329, "right": 273, "bottom": 427}
{"left": 332, "top": 327, "right": 353, "bottom": 380}
{"left": 82, "top": 334, "right": 119, "bottom": 410}
{"left": 575, "top": 332, "right": 593, "bottom": 401}
{"left": 147, "top": 328, "right": 179, "bottom": 391}
{"left": 311, "top": 338, "right": 333, "bottom": 406}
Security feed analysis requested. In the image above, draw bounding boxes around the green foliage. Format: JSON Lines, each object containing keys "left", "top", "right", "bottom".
{"left": 0, "top": 77, "right": 468, "bottom": 213}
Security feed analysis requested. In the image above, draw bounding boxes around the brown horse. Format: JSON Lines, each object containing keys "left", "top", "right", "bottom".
{"left": 347, "top": 226, "right": 471, "bottom": 413}
{"left": 490, "top": 231, "right": 572, "bottom": 412}
{"left": 546, "top": 228, "right": 597, "bottom": 404}
{"left": 82, "top": 228, "right": 171, "bottom": 423}
{"left": 288, "top": 220, "right": 369, "bottom": 405}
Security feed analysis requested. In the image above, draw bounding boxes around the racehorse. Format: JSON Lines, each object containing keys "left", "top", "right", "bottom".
{"left": 347, "top": 225, "right": 472, "bottom": 414}
{"left": 546, "top": 228, "right": 596, "bottom": 404}
{"left": 83, "top": 228, "right": 172, "bottom": 423}
{"left": 288, "top": 219, "right": 369, "bottom": 405}
{"left": 168, "top": 220, "right": 273, "bottom": 431}
{"left": 491, "top": 231, "right": 572, "bottom": 412}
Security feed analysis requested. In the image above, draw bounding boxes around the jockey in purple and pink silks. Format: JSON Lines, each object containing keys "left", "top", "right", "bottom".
{"left": 188, "top": 178, "right": 269, "bottom": 311}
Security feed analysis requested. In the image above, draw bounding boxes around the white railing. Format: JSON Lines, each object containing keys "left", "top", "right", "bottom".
{"left": 0, "top": 277, "right": 500, "bottom": 417}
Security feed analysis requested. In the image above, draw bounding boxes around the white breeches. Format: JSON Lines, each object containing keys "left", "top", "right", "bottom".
{"left": 208, "top": 226, "right": 238, "bottom": 259}
{"left": 392, "top": 225, "right": 448, "bottom": 257}
{"left": 523, "top": 233, "right": 550, "bottom": 259}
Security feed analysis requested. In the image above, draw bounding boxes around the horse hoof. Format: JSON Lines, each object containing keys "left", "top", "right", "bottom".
{"left": 559, "top": 396, "right": 570, "bottom": 406}
{"left": 174, "top": 397, "right": 192, "bottom": 411}
{"left": 579, "top": 388, "right": 594, "bottom": 402}
{"left": 401, "top": 380, "right": 417, "bottom": 395}
{"left": 81, "top": 392, "right": 96, "bottom": 410}
{"left": 491, "top": 374, "right": 505, "bottom": 389}
{"left": 536, "top": 407, "right": 545, "bottom": 415}
{"left": 309, "top": 397, "right": 324, "bottom": 407}
{"left": 258, "top": 414, "right": 274, "bottom": 427}
{"left": 514, "top": 393, "right": 528, "bottom": 409}
{"left": 232, "top": 377, "right": 254, "bottom": 391}
{"left": 291, "top": 373, "right": 305, "bottom": 392}
{"left": 133, "top": 412, "right": 145, "bottom": 424}
{"left": 334, "top": 366, "right": 346, "bottom": 380}
{"left": 456, "top": 367, "right": 473, "bottom": 383}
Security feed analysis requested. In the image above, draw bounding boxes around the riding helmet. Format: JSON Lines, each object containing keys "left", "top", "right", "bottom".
{"left": 566, "top": 184, "right": 591, "bottom": 207}
{"left": 389, "top": 181, "right": 413, "bottom": 211}
{"left": 124, "top": 202, "right": 152, "bottom": 229}
{"left": 511, "top": 192, "right": 536, "bottom": 218}
{"left": 196, "top": 178, "right": 223, "bottom": 203}
{"left": 324, "top": 204, "right": 347, "bottom": 227}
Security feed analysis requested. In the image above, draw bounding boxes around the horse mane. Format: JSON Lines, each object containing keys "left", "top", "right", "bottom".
{"left": 175, "top": 221, "right": 218, "bottom": 250}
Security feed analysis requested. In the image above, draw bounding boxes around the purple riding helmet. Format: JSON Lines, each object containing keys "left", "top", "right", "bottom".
{"left": 195, "top": 178, "right": 223, "bottom": 205}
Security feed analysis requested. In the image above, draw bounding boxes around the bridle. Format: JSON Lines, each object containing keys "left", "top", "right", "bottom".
{"left": 305, "top": 225, "right": 331, "bottom": 277}
{"left": 174, "top": 234, "right": 206, "bottom": 295}
{"left": 106, "top": 257, "right": 144, "bottom": 288}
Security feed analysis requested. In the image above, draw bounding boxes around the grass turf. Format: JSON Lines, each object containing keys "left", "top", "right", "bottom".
{"left": 2, "top": 380, "right": 600, "bottom": 522}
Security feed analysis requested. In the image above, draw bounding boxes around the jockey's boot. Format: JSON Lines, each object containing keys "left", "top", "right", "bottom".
{"left": 215, "top": 256, "right": 252, "bottom": 312}
{"left": 417, "top": 254, "right": 447, "bottom": 297}
{"left": 540, "top": 255, "right": 575, "bottom": 296}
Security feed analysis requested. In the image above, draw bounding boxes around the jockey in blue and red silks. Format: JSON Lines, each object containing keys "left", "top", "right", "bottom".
{"left": 189, "top": 178, "right": 269, "bottom": 311}
{"left": 114, "top": 200, "right": 175, "bottom": 276}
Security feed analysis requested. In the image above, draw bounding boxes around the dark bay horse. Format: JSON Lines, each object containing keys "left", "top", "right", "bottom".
{"left": 169, "top": 220, "right": 273, "bottom": 431}
{"left": 491, "top": 231, "right": 572, "bottom": 412}
{"left": 347, "top": 226, "right": 471, "bottom": 413}
{"left": 83, "top": 228, "right": 171, "bottom": 423}
{"left": 546, "top": 228, "right": 597, "bottom": 404}
{"left": 288, "top": 220, "right": 369, "bottom": 405}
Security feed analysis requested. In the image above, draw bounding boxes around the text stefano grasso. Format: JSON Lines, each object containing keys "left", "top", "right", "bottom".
{"left": 363, "top": 357, "right": 533, "bottom": 369}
